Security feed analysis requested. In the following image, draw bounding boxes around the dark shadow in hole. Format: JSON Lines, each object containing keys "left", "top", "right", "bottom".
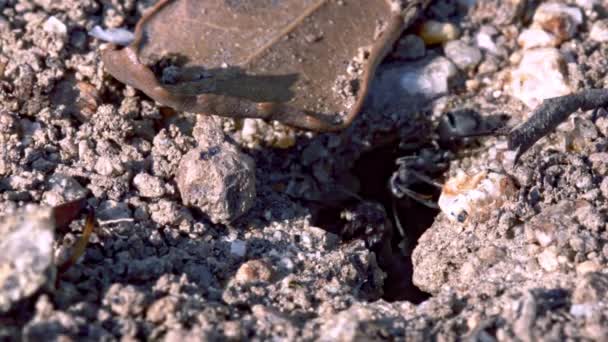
{"left": 308, "top": 141, "right": 439, "bottom": 304}
{"left": 351, "top": 144, "right": 437, "bottom": 303}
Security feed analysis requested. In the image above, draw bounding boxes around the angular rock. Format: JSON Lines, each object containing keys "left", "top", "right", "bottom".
{"left": 444, "top": 40, "right": 482, "bottom": 70}
{"left": 532, "top": 2, "right": 583, "bottom": 42}
{"left": 234, "top": 259, "right": 273, "bottom": 284}
{"left": 590, "top": 19, "right": 608, "bottom": 43}
{"left": 133, "top": 172, "right": 165, "bottom": 198}
{"left": 518, "top": 3, "right": 583, "bottom": 49}
{"left": 42, "top": 173, "right": 87, "bottom": 207}
{"left": 97, "top": 200, "right": 132, "bottom": 222}
{"left": 507, "top": 48, "right": 572, "bottom": 109}
{"left": 0, "top": 205, "right": 56, "bottom": 313}
{"left": 368, "top": 56, "right": 458, "bottom": 112}
{"left": 518, "top": 27, "right": 561, "bottom": 49}
{"left": 177, "top": 116, "right": 256, "bottom": 224}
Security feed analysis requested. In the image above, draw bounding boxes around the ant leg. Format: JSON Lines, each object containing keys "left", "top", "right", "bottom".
{"left": 408, "top": 169, "right": 443, "bottom": 189}
{"left": 390, "top": 172, "right": 439, "bottom": 208}
{"left": 391, "top": 199, "right": 406, "bottom": 238}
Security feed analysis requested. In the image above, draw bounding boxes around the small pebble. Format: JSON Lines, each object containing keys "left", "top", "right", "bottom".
{"left": 438, "top": 170, "right": 515, "bottom": 223}
{"left": 590, "top": 19, "right": 608, "bottom": 43}
{"left": 444, "top": 40, "right": 482, "bottom": 70}
{"left": 234, "top": 259, "right": 273, "bottom": 283}
{"left": 576, "top": 260, "right": 600, "bottom": 275}
{"left": 518, "top": 28, "right": 560, "bottom": 49}
{"left": 507, "top": 48, "right": 572, "bottom": 109}
{"left": 475, "top": 25, "right": 499, "bottom": 54}
{"left": 537, "top": 248, "right": 559, "bottom": 272}
{"left": 146, "top": 296, "right": 178, "bottom": 323}
{"left": 570, "top": 303, "right": 594, "bottom": 318}
{"left": 41, "top": 173, "right": 87, "bottom": 207}
{"left": 97, "top": 200, "right": 132, "bottom": 222}
{"left": 94, "top": 156, "right": 118, "bottom": 176}
{"left": 133, "top": 173, "right": 166, "bottom": 198}
{"left": 89, "top": 25, "right": 134, "bottom": 46}
{"left": 42, "top": 16, "right": 67, "bottom": 35}
{"left": 533, "top": 3, "right": 583, "bottom": 42}
{"left": 418, "top": 20, "right": 460, "bottom": 45}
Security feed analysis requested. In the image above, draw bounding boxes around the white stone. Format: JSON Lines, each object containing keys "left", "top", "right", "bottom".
{"left": 590, "top": 20, "right": 608, "bottom": 43}
{"left": 368, "top": 56, "right": 458, "bottom": 111}
{"left": 88, "top": 26, "right": 134, "bottom": 46}
{"left": 43, "top": 16, "right": 67, "bottom": 35}
{"left": 507, "top": 48, "right": 572, "bottom": 109}
{"left": 537, "top": 248, "right": 559, "bottom": 272}
{"left": 533, "top": 3, "right": 583, "bottom": 40}
{"left": 398, "top": 56, "right": 458, "bottom": 97}
{"left": 444, "top": 40, "right": 482, "bottom": 70}
{"left": 518, "top": 28, "right": 559, "bottom": 49}
{"left": 476, "top": 25, "right": 499, "bottom": 54}
{"left": 241, "top": 118, "right": 259, "bottom": 143}
{"left": 570, "top": 303, "right": 594, "bottom": 318}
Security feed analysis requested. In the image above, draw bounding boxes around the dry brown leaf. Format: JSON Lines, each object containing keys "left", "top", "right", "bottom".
{"left": 102, "top": 0, "right": 430, "bottom": 131}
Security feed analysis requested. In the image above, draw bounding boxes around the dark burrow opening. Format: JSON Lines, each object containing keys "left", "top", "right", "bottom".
{"left": 307, "top": 108, "right": 504, "bottom": 303}
{"left": 310, "top": 142, "right": 442, "bottom": 304}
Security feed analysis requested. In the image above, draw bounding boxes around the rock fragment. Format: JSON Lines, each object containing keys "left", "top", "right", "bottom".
{"left": 133, "top": 173, "right": 166, "bottom": 198}
{"left": 444, "top": 40, "right": 482, "bottom": 70}
{"left": 572, "top": 272, "right": 608, "bottom": 304}
{"left": 42, "top": 16, "right": 67, "bottom": 36}
{"left": 518, "top": 3, "right": 583, "bottom": 49}
{"left": 234, "top": 260, "right": 274, "bottom": 284}
{"left": 369, "top": 56, "right": 458, "bottom": 111}
{"left": 590, "top": 19, "right": 608, "bottom": 43}
{"left": 438, "top": 170, "right": 515, "bottom": 223}
{"left": 96, "top": 200, "right": 131, "bottom": 222}
{"left": 0, "top": 205, "right": 56, "bottom": 313}
{"left": 418, "top": 20, "right": 460, "bottom": 45}
{"left": 507, "top": 48, "right": 572, "bottom": 109}
{"left": 475, "top": 25, "right": 500, "bottom": 55}
{"left": 42, "top": 173, "right": 87, "bottom": 207}
{"left": 537, "top": 247, "right": 559, "bottom": 272}
{"left": 533, "top": 3, "right": 583, "bottom": 42}
{"left": 177, "top": 116, "right": 256, "bottom": 224}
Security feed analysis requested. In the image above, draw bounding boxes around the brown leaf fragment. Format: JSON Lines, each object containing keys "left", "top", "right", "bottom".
{"left": 101, "top": 0, "right": 430, "bottom": 131}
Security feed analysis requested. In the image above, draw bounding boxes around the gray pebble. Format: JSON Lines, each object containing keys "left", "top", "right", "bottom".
{"left": 177, "top": 117, "right": 256, "bottom": 224}
{"left": 42, "top": 173, "right": 87, "bottom": 207}
{"left": 0, "top": 205, "right": 56, "bottom": 313}
{"left": 444, "top": 40, "right": 482, "bottom": 70}
{"left": 368, "top": 56, "right": 458, "bottom": 112}
{"left": 133, "top": 172, "right": 166, "bottom": 198}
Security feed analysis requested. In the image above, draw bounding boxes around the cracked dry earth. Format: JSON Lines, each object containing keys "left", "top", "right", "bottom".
{"left": 2, "top": 0, "right": 608, "bottom": 341}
